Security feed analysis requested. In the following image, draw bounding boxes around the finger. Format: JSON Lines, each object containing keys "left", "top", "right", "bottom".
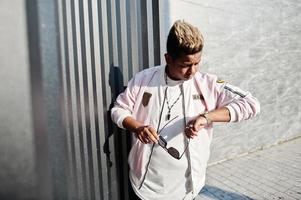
{"left": 144, "top": 137, "right": 150, "bottom": 143}
{"left": 138, "top": 132, "right": 149, "bottom": 144}
{"left": 186, "top": 134, "right": 192, "bottom": 139}
{"left": 138, "top": 133, "right": 146, "bottom": 144}
{"left": 186, "top": 123, "right": 194, "bottom": 129}
{"left": 185, "top": 128, "right": 194, "bottom": 138}
{"left": 135, "top": 127, "right": 145, "bottom": 143}
{"left": 185, "top": 122, "right": 197, "bottom": 131}
{"left": 193, "top": 123, "right": 199, "bottom": 132}
{"left": 189, "top": 133, "right": 196, "bottom": 139}
{"left": 191, "top": 130, "right": 198, "bottom": 136}
{"left": 187, "top": 129, "right": 198, "bottom": 139}
{"left": 190, "top": 129, "right": 198, "bottom": 136}
{"left": 137, "top": 134, "right": 144, "bottom": 143}
{"left": 148, "top": 126, "right": 159, "bottom": 140}
{"left": 145, "top": 128, "right": 158, "bottom": 143}
{"left": 135, "top": 132, "right": 142, "bottom": 142}
{"left": 143, "top": 131, "right": 152, "bottom": 143}
{"left": 185, "top": 124, "right": 193, "bottom": 135}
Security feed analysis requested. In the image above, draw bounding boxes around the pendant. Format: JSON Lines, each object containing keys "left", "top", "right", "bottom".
{"left": 166, "top": 113, "right": 170, "bottom": 121}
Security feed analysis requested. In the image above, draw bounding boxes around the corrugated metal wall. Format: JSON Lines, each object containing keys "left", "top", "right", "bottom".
{"left": 56, "top": 0, "right": 161, "bottom": 199}
{"left": 1, "top": 0, "right": 162, "bottom": 199}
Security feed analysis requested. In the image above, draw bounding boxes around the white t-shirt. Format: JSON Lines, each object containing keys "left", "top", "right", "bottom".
{"left": 135, "top": 76, "right": 206, "bottom": 200}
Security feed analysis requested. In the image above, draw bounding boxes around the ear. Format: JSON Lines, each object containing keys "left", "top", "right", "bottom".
{"left": 164, "top": 53, "right": 173, "bottom": 65}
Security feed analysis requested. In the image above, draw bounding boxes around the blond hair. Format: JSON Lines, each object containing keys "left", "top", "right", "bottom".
{"left": 167, "top": 20, "right": 204, "bottom": 59}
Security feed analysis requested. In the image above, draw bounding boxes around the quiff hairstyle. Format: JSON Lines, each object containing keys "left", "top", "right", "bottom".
{"left": 166, "top": 20, "right": 204, "bottom": 60}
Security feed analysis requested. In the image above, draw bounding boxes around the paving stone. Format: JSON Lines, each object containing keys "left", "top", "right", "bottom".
{"left": 285, "top": 189, "right": 301, "bottom": 200}
{"left": 272, "top": 183, "right": 290, "bottom": 193}
{"left": 248, "top": 185, "right": 266, "bottom": 195}
{"left": 275, "top": 192, "right": 299, "bottom": 200}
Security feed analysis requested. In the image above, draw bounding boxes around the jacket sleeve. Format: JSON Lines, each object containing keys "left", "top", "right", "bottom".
{"left": 111, "top": 76, "right": 139, "bottom": 129}
{"left": 215, "top": 81, "right": 260, "bottom": 122}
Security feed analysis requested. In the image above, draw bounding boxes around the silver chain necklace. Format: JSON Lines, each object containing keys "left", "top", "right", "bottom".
{"left": 164, "top": 73, "right": 183, "bottom": 121}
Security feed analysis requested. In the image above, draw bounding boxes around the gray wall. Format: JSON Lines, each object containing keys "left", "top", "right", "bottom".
{"left": 0, "top": 1, "right": 37, "bottom": 199}
{"left": 163, "top": 0, "right": 301, "bottom": 163}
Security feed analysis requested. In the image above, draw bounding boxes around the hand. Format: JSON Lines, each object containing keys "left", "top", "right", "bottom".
{"left": 185, "top": 115, "right": 208, "bottom": 139}
{"left": 134, "top": 125, "right": 159, "bottom": 144}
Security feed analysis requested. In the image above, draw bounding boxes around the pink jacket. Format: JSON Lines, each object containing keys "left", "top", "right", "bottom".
{"left": 111, "top": 65, "right": 260, "bottom": 194}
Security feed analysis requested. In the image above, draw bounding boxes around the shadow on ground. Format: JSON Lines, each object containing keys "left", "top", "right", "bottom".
{"left": 198, "top": 185, "right": 253, "bottom": 200}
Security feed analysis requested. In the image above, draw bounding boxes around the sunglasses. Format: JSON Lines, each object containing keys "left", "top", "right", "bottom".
{"left": 157, "top": 116, "right": 190, "bottom": 160}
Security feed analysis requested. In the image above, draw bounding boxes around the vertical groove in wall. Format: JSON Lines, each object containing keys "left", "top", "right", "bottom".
{"left": 87, "top": 0, "right": 103, "bottom": 199}
{"left": 58, "top": 0, "right": 77, "bottom": 199}
{"left": 57, "top": 0, "right": 161, "bottom": 199}
{"left": 79, "top": 0, "right": 94, "bottom": 199}
{"left": 152, "top": 0, "right": 161, "bottom": 66}
{"left": 147, "top": 0, "right": 154, "bottom": 67}
{"left": 158, "top": 0, "right": 166, "bottom": 64}
{"left": 115, "top": 0, "right": 131, "bottom": 199}
{"left": 95, "top": 0, "right": 111, "bottom": 200}
{"left": 140, "top": 0, "right": 149, "bottom": 69}
{"left": 117, "top": 0, "right": 129, "bottom": 84}
{"left": 70, "top": 0, "right": 87, "bottom": 199}
{"left": 77, "top": 0, "right": 91, "bottom": 199}
{"left": 64, "top": 0, "right": 81, "bottom": 199}
{"left": 105, "top": 0, "right": 121, "bottom": 199}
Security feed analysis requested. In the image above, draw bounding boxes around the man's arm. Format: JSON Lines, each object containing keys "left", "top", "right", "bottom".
{"left": 186, "top": 80, "right": 260, "bottom": 138}
{"left": 206, "top": 107, "right": 231, "bottom": 122}
{"left": 185, "top": 107, "right": 230, "bottom": 138}
{"left": 122, "top": 117, "right": 159, "bottom": 144}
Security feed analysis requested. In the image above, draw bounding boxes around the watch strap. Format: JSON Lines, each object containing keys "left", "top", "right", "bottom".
{"left": 202, "top": 111, "right": 212, "bottom": 125}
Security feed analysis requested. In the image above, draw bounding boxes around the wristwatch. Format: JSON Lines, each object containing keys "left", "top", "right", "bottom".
{"left": 201, "top": 111, "right": 212, "bottom": 125}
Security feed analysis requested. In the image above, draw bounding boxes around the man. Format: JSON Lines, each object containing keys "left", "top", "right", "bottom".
{"left": 111, "top": 20, "right": 260, "bottom": 200}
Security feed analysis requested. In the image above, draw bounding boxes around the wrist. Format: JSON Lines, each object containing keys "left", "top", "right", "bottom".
{"left": 123, "top": 117, "right": 145, "bottom": 133}
{"left": 200, "top": 111, "right": 212, "bottom": 125}
{"left": 133, "top": 123, "right": 145, "bottom": 133}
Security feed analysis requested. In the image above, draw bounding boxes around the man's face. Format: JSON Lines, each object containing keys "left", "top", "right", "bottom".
{"left": 165, "top": 51, "right": 202, "bottom": 81}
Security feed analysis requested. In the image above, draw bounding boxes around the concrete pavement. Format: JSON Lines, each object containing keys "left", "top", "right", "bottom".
{"left": 196, "top": 137, "right": 301, "bottom": 200}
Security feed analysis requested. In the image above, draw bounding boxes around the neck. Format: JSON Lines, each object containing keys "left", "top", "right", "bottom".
{"left": 165, "top": 65, "right": 180, "bottom": 81}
